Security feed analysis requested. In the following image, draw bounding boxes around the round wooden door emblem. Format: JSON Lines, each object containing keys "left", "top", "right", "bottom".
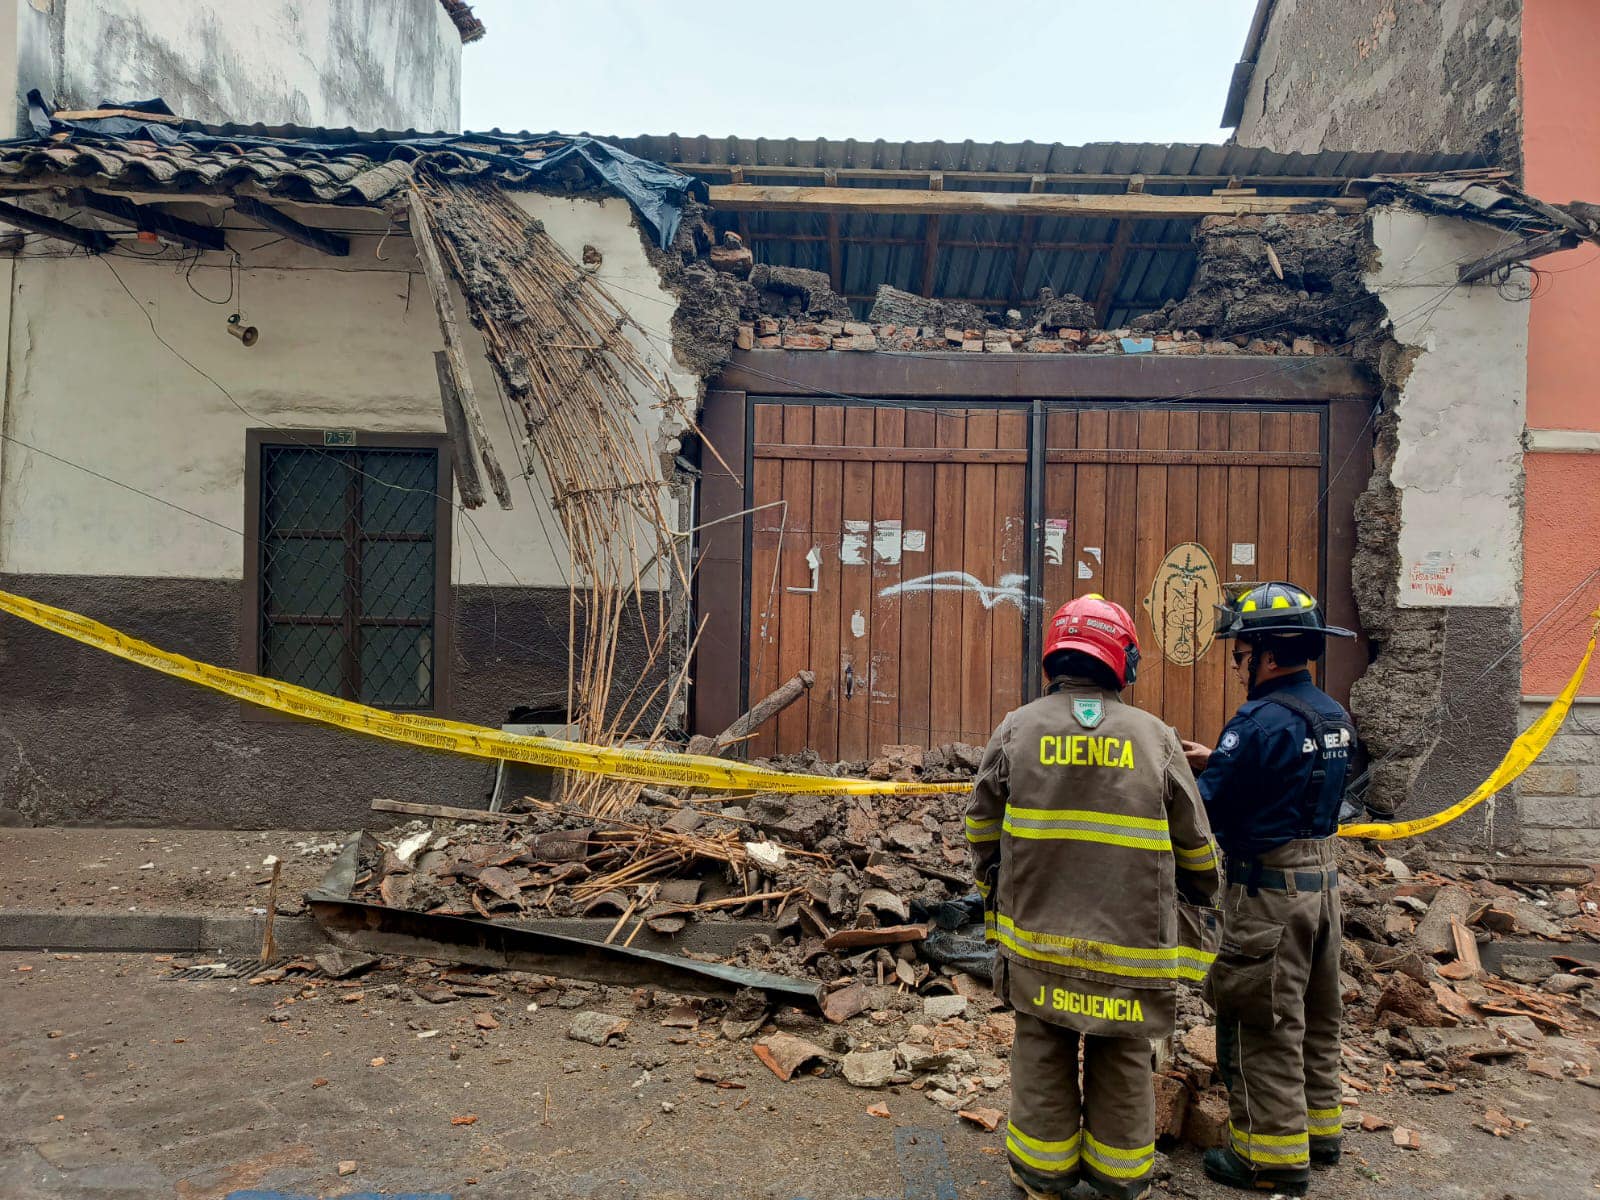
{"left": 1141, "top": 542, "right": 1222, "bottom": 666}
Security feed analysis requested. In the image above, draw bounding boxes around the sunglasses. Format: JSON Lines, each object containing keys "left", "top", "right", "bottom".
{"left": 1231, "top": 650, "right": 1250, "bottom": 666}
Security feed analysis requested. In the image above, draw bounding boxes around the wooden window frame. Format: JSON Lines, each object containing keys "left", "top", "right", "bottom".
{"left": 241, "top": 429, "right": 455, "bottom": 721}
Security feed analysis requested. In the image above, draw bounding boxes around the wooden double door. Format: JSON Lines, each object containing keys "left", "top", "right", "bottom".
{"left": 734, "top": 399, "right": 1326, "bottom": 760}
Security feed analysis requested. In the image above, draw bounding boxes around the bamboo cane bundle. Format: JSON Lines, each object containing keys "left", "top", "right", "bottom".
{"left": 412, "top": 173, "right": 701, "bottom": 817}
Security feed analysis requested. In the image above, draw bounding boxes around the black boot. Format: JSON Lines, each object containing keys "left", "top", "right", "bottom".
{"left": 1007, "top": 1163, "right": 1076, "bottom": 1199}
{"left": 1203, "top": 1146, "right": 1310, "bottom": 1196}
{"left": 1082, "top": 1170, "right": 1152, "bottom": 1200}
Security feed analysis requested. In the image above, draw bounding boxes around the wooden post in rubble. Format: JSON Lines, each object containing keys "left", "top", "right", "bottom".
{"left": 259, "top": 857, "right": 283, "bottom": 963}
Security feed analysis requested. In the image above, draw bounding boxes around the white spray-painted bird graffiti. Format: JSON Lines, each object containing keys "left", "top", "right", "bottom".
{"left": 878, "top": 571, "right": 1041, "bottom": 612}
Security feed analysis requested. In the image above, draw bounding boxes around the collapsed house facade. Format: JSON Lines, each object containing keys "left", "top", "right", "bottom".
{"left": 0, "top": 2, "right": 1593, "bottom": 853}
{"left": 1223, "top": 0, "right": 1600, "bottom": 855}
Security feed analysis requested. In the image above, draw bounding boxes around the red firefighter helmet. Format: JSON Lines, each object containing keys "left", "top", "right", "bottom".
{"left": 1042, "top": 594, "right": 1141, "bottom": 687}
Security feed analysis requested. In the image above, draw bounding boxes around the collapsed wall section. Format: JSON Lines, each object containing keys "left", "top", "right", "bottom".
{"left": 656, "top": 201, "right": 1530, "bottom": 836}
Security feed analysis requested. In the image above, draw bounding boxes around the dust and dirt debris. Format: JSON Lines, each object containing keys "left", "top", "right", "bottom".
{"left": 1031, "top": 287, "right": 1098, "bottom": 332}
{"left": 866, "top": 285, "right": 991, "bottom": 332}
{"left": 1167, "top": 212, "right": 1384, "bottom": 345}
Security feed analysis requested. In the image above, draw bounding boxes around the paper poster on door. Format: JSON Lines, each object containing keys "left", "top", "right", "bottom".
{"left": 1044, "top": 518, "right": 1071, "bottom": 566}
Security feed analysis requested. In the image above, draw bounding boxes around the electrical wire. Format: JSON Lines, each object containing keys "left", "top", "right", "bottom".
{"left": 0, "top": 427, "right": 577, "bottom": 675}
{"left": 95, "top": 253, "right": 531, "bottom": 590}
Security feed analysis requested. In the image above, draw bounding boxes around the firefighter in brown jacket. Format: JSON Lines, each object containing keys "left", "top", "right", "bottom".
{"left": 968, "top": 595, "right": 1222, "bottom": 1200}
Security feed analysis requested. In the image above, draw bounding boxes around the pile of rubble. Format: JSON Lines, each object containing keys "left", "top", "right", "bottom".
{"left": 331, "top": 750, "right": 1599, "bottom": 1147}
{"left": 736, "top": 312, "right": 1333, "bottom": 358}
{"left": 1156, "top": 840, "right": 1600, "bottom": 1149}
{"left": 350, "top": 742, "right": 984, "bottom": 966}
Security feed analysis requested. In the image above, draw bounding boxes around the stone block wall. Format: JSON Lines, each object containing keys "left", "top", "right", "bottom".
{"left": 1517, "top": 699, "right": 1600, "bottom": 857}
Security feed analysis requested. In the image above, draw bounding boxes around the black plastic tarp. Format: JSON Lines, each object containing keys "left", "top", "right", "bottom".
{"left": 19, "top": 91, "right": 704, "bottom": 248}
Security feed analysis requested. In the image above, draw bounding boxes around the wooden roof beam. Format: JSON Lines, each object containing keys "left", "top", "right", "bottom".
{"left": 68, "top": 189, "right": 226, "bottom": 252}
{"left": 677, "top": 163, "right": 1360, "bottom": 189}
{"left": 1011, "top": 174, "right": 1046, "bottom": 298}
{"left": 708, "top": 185, "right": 1363, "bottom": 217}
{"left": 0, "top": 198, "right": 110, "bottom": 252}
{"left": 1457, "top": 228, "right": 1580, "bottom": 284}
{"left": 918, "top": 173, "right": 943, "bottom": 297}
{"left": 824, "top": 168, "right": 843, "bottom": 292}
{"left": 1092, "top": 218, "right": 1136, "bottom": 326}
{"left": 744, "top": 232, "right": 1182, "bottom": 253}
{"left": 233, "top": 195, "right": 350, "bottom": 256}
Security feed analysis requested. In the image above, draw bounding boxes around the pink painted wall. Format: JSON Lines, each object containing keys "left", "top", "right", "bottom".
{"left": 1522, "top": 457, "right": 1600, "bottom": 694}
{"left": 1522, "top": 0, "right": 1600, "bottom": 695}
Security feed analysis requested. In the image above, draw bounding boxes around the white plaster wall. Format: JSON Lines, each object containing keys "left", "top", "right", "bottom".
{"left": 0, "top": 2, "right": 18, "bottom": 138}
{"left": 36, "top": 0, "right": 461, "bottom": 130}
{"left": 1368, "top": 207, "right": 1528, "bottom": 608}
{"left": 0, "top": 194, "right": 690, "bottom": 594}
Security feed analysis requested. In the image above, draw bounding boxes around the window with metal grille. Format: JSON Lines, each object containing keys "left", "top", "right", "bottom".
{"left": 249, "top": 437, "right": 448, "bottom": 711}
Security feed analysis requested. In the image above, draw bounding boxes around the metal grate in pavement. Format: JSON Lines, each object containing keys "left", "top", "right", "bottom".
{"left": 162, "top": 956, "right": 293, "bottom": 981}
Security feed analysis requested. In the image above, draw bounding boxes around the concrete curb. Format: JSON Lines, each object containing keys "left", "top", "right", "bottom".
{"left": 0, "top": 909, "right": 332, "bottom": 956}
{"left": 0, "top": 909, "right": 775, "bottom": 958}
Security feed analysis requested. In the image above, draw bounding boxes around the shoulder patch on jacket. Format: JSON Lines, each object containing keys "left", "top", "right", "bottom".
{"left": 1219, "top": 730, "right": 1240, "bottom": 752}
{"left": 1072, "top": 697, "right": 1104, "bottom": 729}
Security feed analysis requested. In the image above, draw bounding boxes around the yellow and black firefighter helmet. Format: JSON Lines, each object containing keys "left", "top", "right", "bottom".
{"left": 1213, "top": 581, "right": 1356, "bottom": 641}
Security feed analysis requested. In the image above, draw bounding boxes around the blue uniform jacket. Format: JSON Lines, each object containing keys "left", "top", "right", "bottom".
{"left": 1196, "top": 670, "right": 1354, "bottom": 860}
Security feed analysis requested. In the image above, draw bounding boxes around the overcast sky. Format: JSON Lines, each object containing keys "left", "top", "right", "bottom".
{"left": 460, "top": 1, "right": 1258, "bottom": 145}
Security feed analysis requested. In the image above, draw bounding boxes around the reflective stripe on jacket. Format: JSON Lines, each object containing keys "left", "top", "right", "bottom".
{"left": 967, "top": 676, "right": 1221, "bottom": 1034}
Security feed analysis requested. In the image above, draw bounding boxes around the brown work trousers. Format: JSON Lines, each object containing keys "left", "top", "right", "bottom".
{"left": 1210, "top": 837, "right": 1343, "bottom": 1175}
{"left": 1008, "top": 1009, "right": 1156, "bottom": 1198}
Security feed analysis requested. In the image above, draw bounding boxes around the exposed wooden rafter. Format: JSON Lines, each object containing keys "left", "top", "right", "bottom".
{"left": 708, "top": 184, "right": 1363, "bottom": 218}
{"left": 676, "top": 163, "right": 1355, "bottom": 192}
{"left": 232, "top": 195, "right": 350, "bottom": 256}
{"left": 433, "top": 350, "right": 487, "bottom": 509}
{"left": 747, "top": 232, "right": 1178, "bottom": 253}
{"left": 0, "top": 198, "right": 110, "bottom": 252}
{"left": 919, "top": 173, "right": 943, "bottom": 298}
{"left": 407, "top": 190, "right": 513, "bottom": 510}
{"left": 1092, "top": 218, "right": 1138, "bottom": 326}
{"left": 1011, "top": 174, "right": 1046, "bottom": 298}
{"left": 1457, "top": 228, "right": 1580, "bottom": 283}
{"left": 823, "top": 169, "right": 843, "bottom": 292}
{"left": 68, "top": 189, "right": 226, "bottom": 252}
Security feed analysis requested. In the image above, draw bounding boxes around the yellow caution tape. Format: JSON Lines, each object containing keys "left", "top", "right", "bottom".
{"left": 0, "top": 589, "right": 969, "bottom": 796}
{"left": 1339, "top": 613, "right": 1600, "bottom": 840}
{"left": 4, "top": 588, "right": 1592, "bottom": 827}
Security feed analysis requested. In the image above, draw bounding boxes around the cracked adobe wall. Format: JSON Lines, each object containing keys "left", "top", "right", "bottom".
{"left": 13, "top": 0, "right": 462, "bottom": 133}
{"left": 1355, "top": 206, "right": 1528, "bottom": 843}
{"left": 1233, "top": 0, "right": 1522, "bottom": 174}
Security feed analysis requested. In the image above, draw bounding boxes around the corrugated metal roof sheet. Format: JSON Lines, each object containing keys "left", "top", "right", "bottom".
{"left": 614, "top": 135, "right": 1487, "bottom": 323}
{"left": 609, "top": 135, "right": 1484, "bottom": 183}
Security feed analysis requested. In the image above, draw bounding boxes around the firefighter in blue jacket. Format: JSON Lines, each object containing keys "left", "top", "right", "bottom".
{"left": 1180, "top": 582, "right": 1356, "bottom": 1197}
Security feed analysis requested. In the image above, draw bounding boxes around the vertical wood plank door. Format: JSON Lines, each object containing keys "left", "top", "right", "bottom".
{"left": 1041, "top": 405, "right": 1325, "bottom": 743}
{"left": 747, "top": 402, "right": 1028, "bottom": 758}
{"left": 744, "top": 400, "right": 1325, "bottom": 756}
